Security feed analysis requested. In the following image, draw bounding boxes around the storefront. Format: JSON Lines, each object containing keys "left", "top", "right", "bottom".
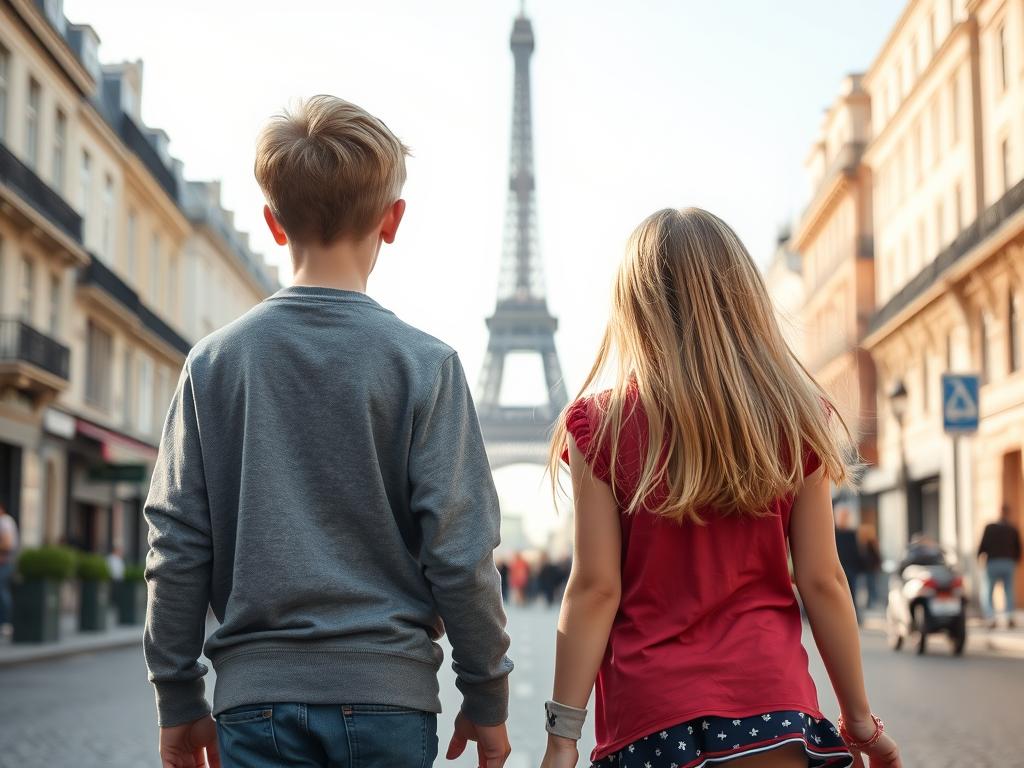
{"left": 66, "top": 418, "right": 156, "bottom": 562}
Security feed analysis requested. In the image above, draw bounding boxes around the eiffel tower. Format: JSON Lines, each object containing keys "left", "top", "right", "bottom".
{"left": 477, "top": 9, "right": 568, "bottom": 470}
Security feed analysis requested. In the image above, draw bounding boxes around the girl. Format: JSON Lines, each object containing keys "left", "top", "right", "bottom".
{"left": 541, "top": 209, "right": 901, "bottom": 768}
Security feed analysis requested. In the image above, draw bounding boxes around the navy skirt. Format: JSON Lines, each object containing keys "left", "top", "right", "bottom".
{"left": 592, "top": 710, "right": 853, "bottom": 767}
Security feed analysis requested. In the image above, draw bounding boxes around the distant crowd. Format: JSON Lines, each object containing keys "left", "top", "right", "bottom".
{"left": 497, "top": 552, "right": 571, "bottom": 607}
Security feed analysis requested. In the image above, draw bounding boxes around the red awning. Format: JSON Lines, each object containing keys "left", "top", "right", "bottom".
{"left": 76, "top": 419, "right": 159, "bottom": 464}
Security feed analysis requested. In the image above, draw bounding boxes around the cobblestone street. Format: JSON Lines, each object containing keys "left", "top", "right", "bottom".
{"left": 1, "top": 606, "right": 1021, "bottom": 767}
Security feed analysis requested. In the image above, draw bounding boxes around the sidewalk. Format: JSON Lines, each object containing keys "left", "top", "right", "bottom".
{"left": 0, "top": 613, "right": 142, "bottom": 668}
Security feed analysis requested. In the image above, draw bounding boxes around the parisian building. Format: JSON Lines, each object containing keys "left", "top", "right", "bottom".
{"left": 0, "top": 0, "right": 278, "bottom": 563}
{"left": 780, "top": 0, "right": 1023, "bottom": 609}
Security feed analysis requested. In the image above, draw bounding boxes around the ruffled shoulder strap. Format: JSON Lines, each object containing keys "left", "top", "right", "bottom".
{"left": 560, "top": 396, "right": 612, "bottom": 483}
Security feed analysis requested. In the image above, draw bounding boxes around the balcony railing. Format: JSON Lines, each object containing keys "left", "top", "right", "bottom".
{"left": 79, "top": 253, "right": 191, "bottom": 356}
{"left": 117, "top": 113, "right": 178, "bottom": 202}
{"left": 0, "top": 318, "right": 70, "bottom": 381}
{"left": 0, "top": 142, "right": 83, "bottom": 243}
{"left": 869, "top": 175, "right": 1024, "bottom": 335}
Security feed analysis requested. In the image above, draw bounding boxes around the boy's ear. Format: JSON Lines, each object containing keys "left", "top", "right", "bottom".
{"left": 264, "top": 205, "right": 289, "bottom": 246}
{"left": 380, "top": 199, "right": 406, "bottom": 245}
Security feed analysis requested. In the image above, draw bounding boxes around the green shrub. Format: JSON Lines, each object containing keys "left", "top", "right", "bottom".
{"left": 76, "top": 552, "right": 111, "bottom": 582}
{"left": 17, "top": 546, "right": 77, "bottom": 581}
{"left": 123, "top": 564, "right": 146, "bottom": 583}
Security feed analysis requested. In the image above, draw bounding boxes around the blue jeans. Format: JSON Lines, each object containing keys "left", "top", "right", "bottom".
{"left": 0, "top": 561, "right": 13, "bottom": 626}
{"left": 983, "top": 558, "right": 1018, "bottom": 620}
{"left": 216, "top": 703, "right": 438, "bottom": 768}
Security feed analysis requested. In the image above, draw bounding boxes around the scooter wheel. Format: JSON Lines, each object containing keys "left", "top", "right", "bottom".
{"left": 950, "top": 617, "right": 967, "bottom": 656}
{"left": 914, "top": 604, "right": 928, "bottom": 655}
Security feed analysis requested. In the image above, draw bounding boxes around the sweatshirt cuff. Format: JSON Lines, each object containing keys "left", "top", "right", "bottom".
{"left": 154, "top": 679, "right": 212, "bottom": 727}
{"left": 458, "top": 675, "right": 511, "bottom": 726}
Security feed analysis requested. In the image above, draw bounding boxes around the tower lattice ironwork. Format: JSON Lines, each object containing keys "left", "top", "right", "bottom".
{"left": 477, "top": 11, "right": 568, "bottom": 469}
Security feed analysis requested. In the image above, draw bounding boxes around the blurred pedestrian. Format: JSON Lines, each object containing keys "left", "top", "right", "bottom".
{"left": 540, "top": 209, "right": 899, "bottom": 768}
{"left": 858, "top": 523, "right": 882, "bottom": 609}
{"left": 978, "top": 504, "right": 1021, "bottom": 629}
{"left": 538, "top": 554, "right": 561, "bottom": 607}
{"left": 510, "top": 552, "right": 530, "bottom": 606}
{"left": 835, "top": 507, "right": 863, "bottom": 617}
{"left": 143, "top": 97, "right": 512, "bottom": 768}
{"left": 106, "top": 547, "right": 125, "bottom": 581}
{"left": 0, "top": 505, "right": 17, "bottom": 636}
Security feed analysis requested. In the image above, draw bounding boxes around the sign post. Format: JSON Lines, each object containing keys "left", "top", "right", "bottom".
{"left": 941, "top": 373, "right": 980, "bottom": 563}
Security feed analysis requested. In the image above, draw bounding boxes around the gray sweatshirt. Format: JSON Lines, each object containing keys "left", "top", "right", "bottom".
{"left": 143, "top": 286, "right": 513, "bottom": 728}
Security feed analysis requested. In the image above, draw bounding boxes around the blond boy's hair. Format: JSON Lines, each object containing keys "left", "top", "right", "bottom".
{"left": 255, "top": 95, "right": 410, "bottom": 244}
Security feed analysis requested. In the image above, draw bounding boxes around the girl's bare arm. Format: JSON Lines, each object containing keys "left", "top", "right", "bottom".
{"left": 543, "top": 439, "right": 622, "bottom": 764}
{"left": 791, "top": 468, "right": 901, "bottom": 766}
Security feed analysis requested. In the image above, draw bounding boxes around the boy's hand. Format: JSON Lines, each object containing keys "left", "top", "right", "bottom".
{"left": 540, "top": 733, "right": 578, "bottom": 768}
{"left": 446, "top": 710, "right": 511, "bottom": 767}
{"left": 159, "top": 714, "right": 220, "bottom": 768}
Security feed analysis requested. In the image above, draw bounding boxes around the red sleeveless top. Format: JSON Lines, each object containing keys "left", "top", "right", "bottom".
{"left": 562, "top": 393, "right": 823, "bottom": 762}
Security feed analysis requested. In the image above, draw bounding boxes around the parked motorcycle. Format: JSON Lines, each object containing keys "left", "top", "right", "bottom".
{"left": 885, "top": 545, "right": 967, "bottom": 656}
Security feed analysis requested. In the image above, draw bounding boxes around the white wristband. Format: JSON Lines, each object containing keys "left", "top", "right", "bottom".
{"left": 544, "top": 700, "right": 587, "bottom": 741}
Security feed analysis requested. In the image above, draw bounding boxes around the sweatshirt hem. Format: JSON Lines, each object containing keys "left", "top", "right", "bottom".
{"left": 211, "top": 647, "right": 443, "bottom": 717}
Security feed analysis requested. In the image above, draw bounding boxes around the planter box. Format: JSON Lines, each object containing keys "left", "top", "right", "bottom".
{"left": 12, "top": 579, "right": 61, "bottom": 643}
{"left": 79, "top": 580, "right": 111, "bottom": 632}
{"left": 112, "top": 580, "right": 147, "bottom": 625}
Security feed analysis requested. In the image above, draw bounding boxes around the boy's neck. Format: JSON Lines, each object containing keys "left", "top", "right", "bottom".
{"left": 289, "top": 233, "right": 381, "bottom": 293}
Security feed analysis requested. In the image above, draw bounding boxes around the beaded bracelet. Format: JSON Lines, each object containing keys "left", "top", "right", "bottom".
{"left": 837, "top": 714, "right": 885, "bottom": 750}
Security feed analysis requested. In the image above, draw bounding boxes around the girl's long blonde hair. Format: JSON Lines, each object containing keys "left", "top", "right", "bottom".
{"left": 549, "top": 207, "right": 852, "bottom": 523}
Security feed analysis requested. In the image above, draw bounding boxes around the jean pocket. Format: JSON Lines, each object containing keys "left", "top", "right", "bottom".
{"left": 216, "top": 706, "right": 280, "bottom": 766}
{"left": 348, "top": 710, "right": 437, "bottom": 768}
{"left": 217, "top": 706, "right": 273, "bottom": 725}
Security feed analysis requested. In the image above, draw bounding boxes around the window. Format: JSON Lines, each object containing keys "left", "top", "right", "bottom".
{"left": 936, "top": 199, "right": 945, "bottom": 248}
{"left": 911, "top": 37, "right": 920, "bottom": 78}
{"left": 914, "top": 121, "right": 923, "bottom": 182}
{"left": 157, "top": 366, "right": 170, "bottom": 426}
{"left": 1011, "top": 291, "right": 1022, "bottom": 373}
{"left": 997, "top": 23, "right": 1008, "bottom": 92}
{"left": 951, "top": 77, "right": 960, "bottom": 145}
{"left": 166, "top": 255, "right": 178, "bottom": 313}
{"left": 949, "top": 0, "right": 956, "bottom": 26}
{"left": 122, "top": 348, "right": 134, "bottom": 427}
{"left": 80, "top": 151, "right": 92, "bottom": 221}
{"left": 946, "top": 330, "right": 954, "bottom": 370}
{"left": 928, "top": 12, "right": 937, "bottom": 55}
{"left": 930, "top": 98, "right": 941, "bottom": 166}
{"left": 149, "top": 232, "right": 161, "bottom": 302}
{"left": 19, "top": 257, "right": 33, "bottom": 323}
{"left": 26, "top": 79, "right": 41, "bottom": 169}
{"left": 1001, "top": 138, "right": 1012, "bottom": 193}
{"left": 0, "top": 45, "right": 8, "bottom": 140}
{"left": 48, "top": 273, "right": 60, "bottom": 335}
{"left": 101, "top": 175, "right": 115, "bottom": 262}
{"left": 85, "top": 320, "right": 113, "bottom": 410}
{"left": 137, "top": 355, "right": 154, "bottom": 434}
{"left": 126, "top": 210, "right": 137, "bottom": 279}
{"left": 52, "top": 109, "right": 66, "bottom": 191}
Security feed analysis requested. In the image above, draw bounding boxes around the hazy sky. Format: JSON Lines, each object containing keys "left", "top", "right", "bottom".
{"left": 64, "top": 0, "right": 903, "bottom": 403}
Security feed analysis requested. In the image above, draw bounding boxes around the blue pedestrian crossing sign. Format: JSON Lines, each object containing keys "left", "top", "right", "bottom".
{"left": 942, "top": 373, "right": 980, "bottom": 434}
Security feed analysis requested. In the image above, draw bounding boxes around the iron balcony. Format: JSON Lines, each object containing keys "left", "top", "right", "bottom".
{"left": 0, "top": 317, "right": 71, "bottom": 401}
{"left": 0, "top": 141, "right": 83, "bottom": 244}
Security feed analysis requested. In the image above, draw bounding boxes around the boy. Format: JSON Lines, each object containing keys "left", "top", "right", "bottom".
{"left": 144, "top": 95, "right": 513, "bottom": 768}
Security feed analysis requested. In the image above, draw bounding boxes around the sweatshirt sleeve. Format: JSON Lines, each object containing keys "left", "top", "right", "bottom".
{"left": 410, "top": 352, "right": 513, "bottom": 726}
{"left": 143, "top": 360, "right": 213, "bottom": 727}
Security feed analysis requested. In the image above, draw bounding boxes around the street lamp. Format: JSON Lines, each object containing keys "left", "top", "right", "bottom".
{"left": 889, "top": 379, "right": 910, "bottom": 545}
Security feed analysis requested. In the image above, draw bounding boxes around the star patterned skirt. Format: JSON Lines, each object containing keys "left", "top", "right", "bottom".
{"left": 591, "top": 710, "right": 853, "bottom": 768}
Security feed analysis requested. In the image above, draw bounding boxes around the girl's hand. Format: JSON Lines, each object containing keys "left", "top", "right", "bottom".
{"left": 845, "top": 718, "right": 901, "bottom": 768}
{"left": 539, "top": 735, "right": 578, "bottom": 768}
{"left": 852, "top": 731, "right": 901, "bottom": 768}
